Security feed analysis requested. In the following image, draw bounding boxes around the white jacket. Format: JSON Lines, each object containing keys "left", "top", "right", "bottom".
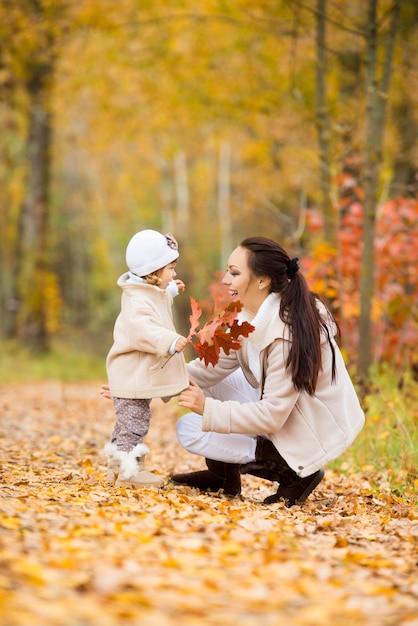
{"left": 106, "top": 273, "right": 189, "bottom": 399}
{"left": 187, "top": 295, "right": 365, "bottom": 477}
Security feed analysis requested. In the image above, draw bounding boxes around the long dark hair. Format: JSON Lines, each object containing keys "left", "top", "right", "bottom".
{"left": 240, "top": 236, "right": 339, "bottom": 395}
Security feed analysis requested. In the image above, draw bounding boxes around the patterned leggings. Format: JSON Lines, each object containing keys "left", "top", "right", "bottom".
{"left": 111, "top": 397, "right": 152, "bottom": 452}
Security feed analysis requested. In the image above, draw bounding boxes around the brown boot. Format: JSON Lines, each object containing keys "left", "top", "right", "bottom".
{"left": 241, "top": 436, "right": 324, "bottom": 507}
{"left": 264, "top": 469, "right": 324, "bottom": 507}
{"left": 170, "top": 458, "right": 241, "bottom": 496}
{"left": 240, "top": 436, "right": 286, "bottom": 482}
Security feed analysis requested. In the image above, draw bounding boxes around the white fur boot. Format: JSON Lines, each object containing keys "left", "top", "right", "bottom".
{"left": 104, "top": 442, "right": 164, "bottom": 487}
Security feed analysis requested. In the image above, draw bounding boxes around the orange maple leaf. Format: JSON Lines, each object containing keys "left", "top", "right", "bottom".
{"left": 197, "top": 317, "right": 222, "bottom": 345}
{"left": 187, "top": 298, "right": 203, "bottom": 341}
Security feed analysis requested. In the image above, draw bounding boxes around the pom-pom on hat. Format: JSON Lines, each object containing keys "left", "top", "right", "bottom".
{"left": 126, "top": 229, "right": 179, "bottom": 276}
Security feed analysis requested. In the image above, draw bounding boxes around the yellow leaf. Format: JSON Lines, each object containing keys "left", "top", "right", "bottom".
{"left": 334, "top": 536, "right": 348, "bottom": 548}
{"left": 344, "top": 552, "right": 393, "bottom": 568}
{"left": 48, "top": 435, "right": 62, "bottom": 444}
{"left": 12, "top": 559, "right": 46, "bottom": 585}
{"left": 219, "top": 541, "right": 242, "bottom": 555}
{"left": 161, "top": 557, "right": 180, "bottom": 568}
{"left": 72, "top": 526, "right": 105, "bottom": 537}
{"left": 0, "top": 516, "right": 21, "bottom": 529}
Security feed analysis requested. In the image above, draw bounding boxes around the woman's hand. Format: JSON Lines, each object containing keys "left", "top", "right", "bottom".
{"left": 100, "top": 384, "right": 112, "bottom": 399}
{"left": 178, "top": 380, "right": 205, "bottom": 415}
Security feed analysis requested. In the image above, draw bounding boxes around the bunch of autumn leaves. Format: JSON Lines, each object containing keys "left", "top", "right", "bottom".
{"left": 186, "top": 297, "right": 254, "bottom": 367}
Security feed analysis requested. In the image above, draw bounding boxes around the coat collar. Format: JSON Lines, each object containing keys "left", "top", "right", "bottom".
{"left": 239, "top": 293, "right": 290, "bottom": 349}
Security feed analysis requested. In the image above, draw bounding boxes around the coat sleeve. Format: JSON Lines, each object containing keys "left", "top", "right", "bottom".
{"left": 187, "top": 349, "right": 241, "bottom": 388}
{"left": 201, "top": 338, "right": 300, "bottom": 435}
{"left": 126, "top": 303, "right": 179, "bottom": 357}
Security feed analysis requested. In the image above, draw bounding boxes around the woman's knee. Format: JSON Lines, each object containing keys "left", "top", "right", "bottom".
{"left": 175, "top": 413, "right": 204, "bottom": 450}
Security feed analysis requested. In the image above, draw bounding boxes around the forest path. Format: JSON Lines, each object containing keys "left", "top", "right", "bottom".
{"left": 0, "top": 382, "right": 417, "bottom": 626}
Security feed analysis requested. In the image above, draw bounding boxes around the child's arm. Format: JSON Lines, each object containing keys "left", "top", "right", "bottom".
{"left": 174, "top": 336, "right": 188, "bottom": 352}
{"left": 174, "top": 279, "right": 185, "bottom": 292}
{"left": 167, "top": 279, "right": 185, "bottom": 296}
{"left": 168, "top": 334, "right": 188, "bottom": 354}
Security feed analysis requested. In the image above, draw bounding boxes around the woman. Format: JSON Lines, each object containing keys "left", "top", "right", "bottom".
{"left": 171, "top": 236, "right": 365, "bottom": 506}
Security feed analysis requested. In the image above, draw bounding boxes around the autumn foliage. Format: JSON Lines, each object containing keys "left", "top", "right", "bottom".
{"left": 0, "top": 382, "right": 417, "bottom": 626}
{"left": 1, "top": 0, "right": 417, "bottom": 364}
{"left": 186, "top": 297, "right": 255, "bottom": 367}
{"left": 303, "top": 197, "right": 418, "bottom": 369}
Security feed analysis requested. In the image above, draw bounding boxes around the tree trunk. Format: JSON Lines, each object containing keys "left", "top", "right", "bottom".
{"left": 12, "top": 77, "right": 52, "bottom": 352}
{"left": 357, "top": 0, "right": 400, "bottom": 376}
{"left": 156, "top": 150, "right": 175, "bottom": 235}
{"left": 218, "top": 141, "right": 232, "bottom": 270}
{"left": 174, "top": 150, "right": 189, "bottom": 238}
{"left": 315, "top": 0, "right": 334, "bottom": 245}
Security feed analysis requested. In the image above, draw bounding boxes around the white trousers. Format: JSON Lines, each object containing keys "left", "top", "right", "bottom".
{"left": 175, "top": 369, "right": 259, "bottom": 464}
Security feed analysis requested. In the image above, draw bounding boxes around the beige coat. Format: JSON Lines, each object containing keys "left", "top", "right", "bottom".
{"left": 187, "top": 299, "right": 365, "bottom": 477}
{"left": 107, "top": 274, "right": 189, "bottom": 399}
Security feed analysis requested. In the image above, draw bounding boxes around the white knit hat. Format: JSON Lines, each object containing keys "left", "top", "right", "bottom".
{"left": 125, "top": 229, "right": 179, "bottom": 276}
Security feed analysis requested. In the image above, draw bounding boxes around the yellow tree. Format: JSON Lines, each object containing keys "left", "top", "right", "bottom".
{"left": 1, "top": 0, "right": 415, "bottom": 362}
{"left": 0, "top": 0, "right": 68, "bottom": 350}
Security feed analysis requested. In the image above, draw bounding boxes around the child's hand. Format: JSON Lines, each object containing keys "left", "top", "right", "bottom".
{"left": 175, "top": 336, "right": 188, "bottom": 352}
{"left": 175, "top": 279, "right": 185, "bottom": 292}
{"left": 100, "top": 384, "right": 112, "bottom": 399}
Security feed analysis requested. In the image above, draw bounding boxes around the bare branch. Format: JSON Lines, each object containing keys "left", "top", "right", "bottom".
{"left": 286, "top": 0, "right": 366, "bottom": 37}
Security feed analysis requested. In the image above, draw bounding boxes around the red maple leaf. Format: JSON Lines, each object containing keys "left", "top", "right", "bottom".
{"left": 229, "top": 319, "right": 255, "bottom": 340}
{"left": 193, "top": 341, "right": 219, "bottom": 367}
{"left": 212, "top": 329, "right": 242, "bottom": 355}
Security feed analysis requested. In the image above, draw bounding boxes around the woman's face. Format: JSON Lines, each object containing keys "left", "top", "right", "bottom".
{"left": 222, "top": 246, "right": 269, "bottom": 313}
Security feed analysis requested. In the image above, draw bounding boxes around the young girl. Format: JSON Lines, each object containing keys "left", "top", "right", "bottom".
{"left": 104, "top": 229, "right": 189, "bottom": 488}
{"left": 172, "top": 237, "right": 365, "bottom": 506}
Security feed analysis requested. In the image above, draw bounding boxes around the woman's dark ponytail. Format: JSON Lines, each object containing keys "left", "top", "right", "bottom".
{"left": 241, "top": 237, "right": 338, "bottom": 395}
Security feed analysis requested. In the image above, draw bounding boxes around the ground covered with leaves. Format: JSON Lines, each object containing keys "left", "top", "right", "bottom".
{"left": 0, "top": 382, "right": 417, "bottom": 626}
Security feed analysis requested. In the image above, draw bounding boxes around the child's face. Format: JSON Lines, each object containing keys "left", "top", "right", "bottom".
{"left": 157, "top": 262, "right": 178, "bottom": 289}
